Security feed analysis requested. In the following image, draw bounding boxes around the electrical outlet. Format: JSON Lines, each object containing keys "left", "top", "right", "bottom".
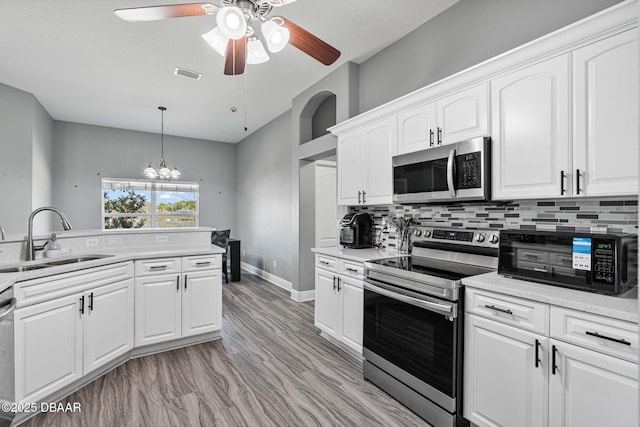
{"left": 86, "top": 238, "right": 99, "bottom": 247}
{"left": 107, "top": 237, "right": 123, "bottom": 246}
{"left": 156, "top": 235, "right": 168, "bottom": 243}
{"left": 273, "top": 260, "right": 277, "bottom": 268}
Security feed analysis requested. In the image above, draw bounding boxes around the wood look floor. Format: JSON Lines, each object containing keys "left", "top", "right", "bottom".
{"left": 21, "top": 273, "right": 430, "bottom": 427}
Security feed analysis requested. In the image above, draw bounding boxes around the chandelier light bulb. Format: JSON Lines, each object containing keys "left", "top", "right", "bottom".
{"left": 143, "top": 107, "right": 181, "bottom": 180}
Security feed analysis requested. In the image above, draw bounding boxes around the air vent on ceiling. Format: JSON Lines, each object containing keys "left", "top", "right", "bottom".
{"left": 174, "top": 67, "right": 202, "bottom": 80}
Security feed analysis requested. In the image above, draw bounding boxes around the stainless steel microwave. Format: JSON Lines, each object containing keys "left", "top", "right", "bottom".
{"left": 498, "top": 230, "right": 638, "bottom": 295}
{"left": 392, "top": 137, "right": 491, "bottom": 204}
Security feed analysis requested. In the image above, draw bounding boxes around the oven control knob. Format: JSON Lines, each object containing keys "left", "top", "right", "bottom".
{"left": 413, "top": 229, "right": 422, "bottom": 237}
{"left": 489, "top": 235, "right": 499, "bottom": 244}
{"left": 475, "top": 234, "right": 485, "bottom": 243}
{"left": 423, "top": 230, "right": 431, "bottom": 238}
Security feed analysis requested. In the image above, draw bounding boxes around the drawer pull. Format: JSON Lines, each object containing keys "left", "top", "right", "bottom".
{"left": 585, "top": 331, "right": 631, "bottom": 346}
{"left": 484, "top": 304, "right": 513, "bottom": 315}
{"left": 332, "top": 276, "right": 337, "bottom": 291}
{"left": 320, "top": 260, "right": 330, "bottom": 265}
{"left": 535, "top": 339, "right": 541, "bottom": 368}
{"left": 552, "top": 345, "right": 558, "bottom": 375}
{"left": 149, "top": 265, "right": 168, "bottom": 271}
{"left": 195, "top": 261, "right": 211, "bottom": 267}
{"left": 345, "top": 267, "right": 359, "bottom": 273}
{"left": 533, "top": 267, "right": 548, "bottom": 273}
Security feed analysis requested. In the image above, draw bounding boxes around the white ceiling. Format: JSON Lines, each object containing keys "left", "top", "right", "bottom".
{"left": 0, "top": 0, "right": 458, "bottom": 143}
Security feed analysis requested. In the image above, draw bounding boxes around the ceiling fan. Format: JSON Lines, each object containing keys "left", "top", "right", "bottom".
{"left": 114, "top": 0, "right": 341, "bottom": 76}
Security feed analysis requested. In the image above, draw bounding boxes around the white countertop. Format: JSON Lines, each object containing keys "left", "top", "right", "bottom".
{"left": 0, "top": 244, "right": 225, "bottom": 295}
{"left": 311, "top": 246, "right": 399, "bottom": 263}
{"left": 463, "top": 272, "right": 639, "bottom": 323}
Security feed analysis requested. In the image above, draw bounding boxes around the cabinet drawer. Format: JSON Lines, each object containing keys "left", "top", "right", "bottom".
{"left": 316, "top": 254, "right": 338, "bottom": 272}
{"left": 182, "top": 255, "right": 221, "bottom": 272}
{"left": 466, "top": 287, "right": 549, "bottom": 335}
{"left": 550, "top": 307, "right": 638, "bottom": 363}
{"left": 135, "top": 258, "right": 181, "bottom": 277}
{"left": 340, "top": 260, "right": 364, "bottom": 279}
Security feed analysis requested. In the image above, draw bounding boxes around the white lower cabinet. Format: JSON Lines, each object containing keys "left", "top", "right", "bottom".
{"left": 135, "top": 255, "right": 222, "bottom": 347}
{"left": 464, "top": 287, "right": 638, "bottom": 427}
{"left": 14, "top": 268, "right": 133, "bottom": 404}
{"left": 314, "top": 254, "right": 364, "bottom": 354}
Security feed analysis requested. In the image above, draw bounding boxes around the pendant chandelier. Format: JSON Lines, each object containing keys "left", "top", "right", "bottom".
{"left": 143, "top": 106, "right": 181, "bottom": 179}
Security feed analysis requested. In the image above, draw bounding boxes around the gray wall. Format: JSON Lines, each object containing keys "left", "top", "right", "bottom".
{"left": 359, "top": 0, "right": 623, "bottom": 113}
{"left": 52, "top": 121, "right": 237, "bottom": 232}
{"left": 0, "top": 82, "right": 53, "bottom": 236}
{"left": 236, "top": 111, "right": 293, "bottom": 282}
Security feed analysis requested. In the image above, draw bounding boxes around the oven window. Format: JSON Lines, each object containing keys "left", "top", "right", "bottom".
{"left": 364, "top": 289, "right": 456, "bottom": 397}
{"left": 393, "top": 158, "right": 449, "bottom": 195}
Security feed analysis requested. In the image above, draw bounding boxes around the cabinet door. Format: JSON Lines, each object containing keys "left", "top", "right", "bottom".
{"left": 182, "top": 270, "right": 222, "bottom": 338}
{"left": 337, "top": 130, "right": 363, "bottom": 205}
{"left": 337, "top": 276, "right": 363, "bottom": 354}
{"left": 548, "top": 339, "right": 638, "bottom": 427}
{"left": 14, "top": 294, "right": 83, "bottom": 403}
{"left": 362, "top": 116, "right": 397, "bottom": 205}
{"left": 573, "top": 30, "right": 638, "bottom": 197}
{"left": 314, "top": 268, "right": 338, "bottom": 338}
{"left": 437, "top": 83, "right": 489, "bottom": 145}
{"left": 134, "top": 274, "right": 181, "bottom": 347}
{"left": 491, "top": 55, "right": 570, "bottom": 200}
{"left": 397, "top": 102, "right": 437, "bottom": 154}
{"left": 464, "top": 314, "right": 547, "bottom": 427}
{"left": 84, "top": 279, "right": 134, "bottom": 375}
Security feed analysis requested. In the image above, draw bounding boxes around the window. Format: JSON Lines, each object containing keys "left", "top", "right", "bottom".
{"left": 102, "top": 178, "right": 199, "bottom": 229}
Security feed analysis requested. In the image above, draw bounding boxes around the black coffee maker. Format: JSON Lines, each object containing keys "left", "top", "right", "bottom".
{"left": 339, "top": 213, "right": 374, "bottom": 249}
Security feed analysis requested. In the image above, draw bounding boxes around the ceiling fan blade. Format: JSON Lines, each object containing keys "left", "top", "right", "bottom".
{"left": 114, "top": 3, "right": 217, "bottom": 22}
{"left": 279, "top": 17, "right": 341, "bottom": 66}
{"left": 224, "top": 37, "right": 247, "bottom": 76}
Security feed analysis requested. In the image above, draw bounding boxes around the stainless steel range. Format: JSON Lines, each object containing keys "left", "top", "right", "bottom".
{"left": 363, "top": 227, "right": 499, "bottom": 427}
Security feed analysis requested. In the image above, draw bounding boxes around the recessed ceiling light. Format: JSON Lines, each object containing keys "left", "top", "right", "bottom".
{"left": 174, "top": 67, "right": 202, "bottom": 80}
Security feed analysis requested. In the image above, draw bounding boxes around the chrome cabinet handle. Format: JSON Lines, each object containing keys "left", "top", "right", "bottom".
{"left": 576, "top": 169, "right": 581, "bottom": 195}
{"left": 149, "top": 265, "right": 168, "bottom": 271}
{"left": 176, "top": 275, "right": 180, "bottom": 291}
{"left": 88, "top": 292, "right": 94, "bottom": 312}
{"left": 535, "top": 339, "right": 541, "bottom": 368}
{"left": 79, "top": 296, "right": 85, "bottom": 315}
{"left": 534, "top": 267, "right": 548, "bottom": 273}
{"left": 585, "top": 331, "right": 631, "bottom": 346}
{"left": 0, "top": 297, "right": 16, "bottom": 321}
{"left": 362, "top": 190, "right": 366, "bottom": 204}
{"left": 345, "top": 267, "right": 358, "bottom": 273}
{"left": 560, "top": 170, "right": 566, "bottom": 195}
{"left": 484, "top": 304, "right": 513, "bottom": 315}
{"left": 320, "top": 260, "right": 330, "bottom": 265}
{"left": 336, "top": 277, "right": 341, "bottom": 292}
{"left": 332, "top": 276, "right": 336, "bottom": 291}
{"left": 357, "top": 191, "right": 361, "bottom": 204}
{"left": 195, "top": 261, "right": 211, "bottom": 267}
{"left": 184, "top": 274, "right": 188, "bottom": 291}
{"left": 552, "top": 345, "right": 558, "bottom": 375}
{"left": 437, "top": 127, "right": 442, "bottom": 145}
{"left": 429, "top": 129, "right": 434, "bottom": 147}
{"left": 446, "top": 149, "right": 456, "bottom": 198}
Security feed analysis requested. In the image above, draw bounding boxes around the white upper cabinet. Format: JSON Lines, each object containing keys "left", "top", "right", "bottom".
{"left": 572, "top": 29, "right": 638, "bottom": 197}
{"left": 491, "top": 55, "right": 571, "bottom": 200}
{"left": 337, "top": 117, "right": 396, "bottom": 206}
{"left": 436, "top": 83, "right": 490, "bottom": 146}
{"left": 397, "top": 83, "right": 489, "bottom": 154}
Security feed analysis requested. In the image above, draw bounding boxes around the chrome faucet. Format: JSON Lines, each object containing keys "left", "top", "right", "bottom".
{"left": 26, "top": 207, "right": 72, "bottom": 261}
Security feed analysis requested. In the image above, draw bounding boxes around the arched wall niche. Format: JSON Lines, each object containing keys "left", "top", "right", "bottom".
{"left": 299, "top": 91, "right": 337, "bottom": 145}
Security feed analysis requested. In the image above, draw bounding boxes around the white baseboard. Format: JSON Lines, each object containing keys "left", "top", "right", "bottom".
{"left": 240, "top": 262, "right": 315, "bottom": 302}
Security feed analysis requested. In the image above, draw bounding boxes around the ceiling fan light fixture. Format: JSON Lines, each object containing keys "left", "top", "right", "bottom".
{"left": 201, "top": 26, "right": 228, "bottom": 56}
{"left": 247, "top": 37, "right": 269, "bottom": 64}
{"left": 216, "top": 6, "right": 247, "bottom": 40}
{"left": 262, "top": 19, "right": 289, "bottom": 53}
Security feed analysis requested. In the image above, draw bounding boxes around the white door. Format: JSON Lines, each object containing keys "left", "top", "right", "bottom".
{"left": 337, "top": 131, "right": 363, "bottom": 205}
{"left": 14, "top": 294, "right": 83, "bottom": 403}
{"left": 314, "top": 269, "right": 338, "bottom": 338}
{"left": 573, "top": 29, "right": 638, "bottom": 197}
{"left": 491, "top": 55, "right": 571, "bottom": 200}
{"left": 84, "top": 279, "right": 134, "bottom": 374}
{"left": 362, "top": 116, "right": 397, "bottom": 205}
{"left": 548, "top": 339, "right": 638, "bottom": 427}
{"left": 337, "top": 275, "right": 363, "bottom": 354}
{"left": 134, "top": 274, "right": 182, "bottom": 347}
{"left": 397, "top": 102, "right": 437, "bottom": 154}
{"left": 182, "top": 270, "right": 222, "bottom": 338}
{"left": 464, "top": 315, "right": 547, "bottom": 427}
{"left": 315, "top": 161, "right": 338, "bottom": 248}
{"left": 437, "top": 83, "right": 489, "bottom": 145}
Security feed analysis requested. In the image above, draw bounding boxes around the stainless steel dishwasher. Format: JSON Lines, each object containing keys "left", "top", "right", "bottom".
{"left": 0, "top": 286, "right": 16, "bottom": 427}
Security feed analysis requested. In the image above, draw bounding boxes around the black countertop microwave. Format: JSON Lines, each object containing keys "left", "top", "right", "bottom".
{"left": 498, "top": 230, "right": 638, "bottom": 295}
{"left": 392, "top": 136, "right": 491, "bottom": 204}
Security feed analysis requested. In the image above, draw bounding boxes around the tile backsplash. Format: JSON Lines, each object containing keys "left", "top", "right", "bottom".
{"left": 350, "top": 198, "right": 638, "bottom": 249}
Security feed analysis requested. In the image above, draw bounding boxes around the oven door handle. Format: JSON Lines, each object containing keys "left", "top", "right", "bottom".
{"left": 446, "top": 148, "right": 456, "bottom": 198}
{"left": 364, "top": 280, "right": 456, "bottom": 318}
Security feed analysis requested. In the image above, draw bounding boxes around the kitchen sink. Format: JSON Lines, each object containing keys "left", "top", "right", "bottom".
{"left": 0, "top": 255, "right": 114, "bottom": 273}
